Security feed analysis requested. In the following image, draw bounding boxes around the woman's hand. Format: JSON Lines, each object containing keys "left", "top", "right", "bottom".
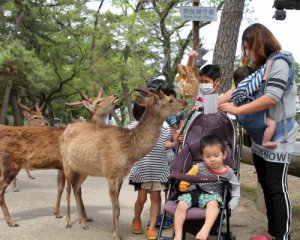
{"left": 219, "top": 102, "right": 240, "bottom": 115}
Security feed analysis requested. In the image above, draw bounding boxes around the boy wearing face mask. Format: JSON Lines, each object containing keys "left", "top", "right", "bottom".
{"left": 186, "top": 50, "right": 222, "bottom": 109}
{"left": 195, "top": 64, "right": 222, "bottom": 108}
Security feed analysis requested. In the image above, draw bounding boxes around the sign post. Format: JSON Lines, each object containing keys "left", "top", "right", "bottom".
{"left": 179, "top": 1, "right": 217, "bottom": 60}
{"left": 192, "top": 1, "right": 199, "bottom": 50}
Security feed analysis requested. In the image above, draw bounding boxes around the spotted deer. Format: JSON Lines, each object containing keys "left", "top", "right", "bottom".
{"left": 60, "top": 86, "right": 187, "bottom": 239}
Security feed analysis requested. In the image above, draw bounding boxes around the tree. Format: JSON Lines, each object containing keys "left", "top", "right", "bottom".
{"left": 212, "top": 0, "right": 246, "bottom": 92}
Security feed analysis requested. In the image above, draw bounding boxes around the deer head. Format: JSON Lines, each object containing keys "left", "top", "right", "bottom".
{"left": 134, "top": 85, "right": 187, "bottom": 119}
{"left": 17, "top": 102, "right": 48, "bottom": 127}
{"left": 65, "top": 88, "right": 119, "bottom": 124}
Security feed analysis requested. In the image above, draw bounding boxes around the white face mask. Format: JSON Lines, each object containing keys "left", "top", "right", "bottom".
{"left": 199, "top": 83, "right": 214, "bottom": 95}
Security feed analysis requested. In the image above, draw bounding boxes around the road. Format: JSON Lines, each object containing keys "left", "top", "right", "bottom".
{"left": 0, "top": 164, "right": 299, "bottom": 240}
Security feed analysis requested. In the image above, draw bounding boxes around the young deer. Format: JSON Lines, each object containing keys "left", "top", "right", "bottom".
{"left": 0, "top": 91, "right": 119, "bottom": 227}
{"left": 60, "top": 86, "right": 187, "bottom": 240}
{"left": 11, "top": 102, "right": 48, "bottom": 192}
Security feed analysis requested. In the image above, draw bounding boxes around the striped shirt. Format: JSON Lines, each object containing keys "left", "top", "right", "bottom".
{"left": 128, "top": 121, "right": 170, "bottom": 184}
{"left": 188, "top": 162, "right": 240, "bottom": 198}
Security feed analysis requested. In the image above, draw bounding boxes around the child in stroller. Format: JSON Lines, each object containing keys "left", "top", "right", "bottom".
{"left": 158, "top": 112, "right": 242, "bottom": 240}
{"left": 174, "top": 135, "right": 240, "bottom": 240}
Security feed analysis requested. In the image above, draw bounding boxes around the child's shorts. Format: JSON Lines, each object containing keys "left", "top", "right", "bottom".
{"left": 141, "top": 182, "right": 167, "bottom": 192}
{"left": 178, "top": 192, "right": 222, "bottom": 208}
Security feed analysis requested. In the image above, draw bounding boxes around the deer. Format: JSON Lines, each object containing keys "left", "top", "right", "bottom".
{"left": 11, "top": 102, "right": 47, "bottom": 192}
{"left": 60, "top": 85, "right": 187, "bottom": 240}
{"left": 0, "top": 90, "right": 119, "bottom": 227}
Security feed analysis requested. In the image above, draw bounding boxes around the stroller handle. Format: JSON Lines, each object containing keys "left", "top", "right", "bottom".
{"left": 169, "top": 173, "right": 219, "bottom": 183}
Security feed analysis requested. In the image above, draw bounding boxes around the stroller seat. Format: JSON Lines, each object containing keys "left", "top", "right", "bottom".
{"left": 158, "top": 112, "right": 241, "bottom": 240}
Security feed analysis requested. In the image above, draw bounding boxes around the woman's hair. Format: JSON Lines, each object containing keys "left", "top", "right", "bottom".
{"left": 241, "top": 23, "right": 281, "bottom": 71}
{"left": 199, "top": 135, "right": 226, "bottom": 155}
{"left": 233, "top": 66, "right": 253, "bottom": 87}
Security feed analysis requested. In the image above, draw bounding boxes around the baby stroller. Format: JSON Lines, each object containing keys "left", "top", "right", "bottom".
{"left": 158, "top": 111, "right": 242, "bottom": 240}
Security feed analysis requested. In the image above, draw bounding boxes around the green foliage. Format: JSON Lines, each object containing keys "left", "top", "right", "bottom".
{"left": 0, "top": 41, "right": 53, "bottom": 94}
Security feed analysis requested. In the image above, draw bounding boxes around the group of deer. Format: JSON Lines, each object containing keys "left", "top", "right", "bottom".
{"left": 0, "top": 85, "right": 186, "bottom": 240}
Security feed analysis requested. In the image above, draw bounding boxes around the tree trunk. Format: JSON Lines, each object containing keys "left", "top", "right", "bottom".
{"left": 213, "top": 0, "right": 246, "bottom": 92}
{"left": 47, "top": 102, "right": 55, "bottom": 126}
{"left": 0, "top": 79, "right": 12, "bottom": 124}
{"left": 9, "top": 89, "right": 24, "bottom": 126}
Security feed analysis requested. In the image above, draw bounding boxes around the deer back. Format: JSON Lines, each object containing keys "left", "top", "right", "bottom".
{"left": 0, "top": 125, "right": 64, "bottom": 169}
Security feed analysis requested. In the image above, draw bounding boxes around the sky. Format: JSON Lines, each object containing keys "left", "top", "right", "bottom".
{"left": 198, "top": 0, "right": 300, "bottom": 64}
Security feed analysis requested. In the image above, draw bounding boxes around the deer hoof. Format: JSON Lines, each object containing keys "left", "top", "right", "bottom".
{"left": 86, "top": 218, "right": 93, "bottom": 222}
{"left": 8, "top": 222, "right": 19, "bottom": 227}
{"left": 29, "top": 176, "right": 35, "bottom": 179}
{"left": 81, "top": 224, "right": 89, "bottom": 230}
{"left": 54, "top": 213, "right": 62, "bottom": 219}
{"left": 13, "top": 189, "right": 19, "bottom": 192}
{"left": 65, "top": 224, "right": 72, "bottom": 229}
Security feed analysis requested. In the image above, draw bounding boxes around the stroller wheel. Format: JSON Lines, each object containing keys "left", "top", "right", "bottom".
{"left": 221, "top": 235, "right": 236, "bottom": 240}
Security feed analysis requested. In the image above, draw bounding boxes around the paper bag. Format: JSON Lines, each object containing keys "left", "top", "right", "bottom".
{"left": 177, "top": 64, "right": 199, "bottom": 99}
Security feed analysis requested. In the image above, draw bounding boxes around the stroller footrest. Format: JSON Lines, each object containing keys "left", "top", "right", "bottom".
{"left": 157, "top": 237, "right": 174, "bottom": 240}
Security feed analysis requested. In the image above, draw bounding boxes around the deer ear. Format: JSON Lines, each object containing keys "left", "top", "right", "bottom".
{"left": 135, "top": 95, "right": 145, "bottom": 106}
{"left": 152, "top": 94, "right": 160, "bottom": 106}
{"left": 22, "top": 111, "right": 30, "bottom": 117}
{"left": 82, "top": 100, "right": 95, "bottom": 114}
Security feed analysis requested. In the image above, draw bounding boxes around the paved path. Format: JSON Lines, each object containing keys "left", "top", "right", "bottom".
{"left": 0, "top": 164, "right": 298, "bottom": 240}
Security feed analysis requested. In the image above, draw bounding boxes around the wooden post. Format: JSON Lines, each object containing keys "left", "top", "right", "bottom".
{"left": 192, "top": 0, "right": 200, "bottom": 50}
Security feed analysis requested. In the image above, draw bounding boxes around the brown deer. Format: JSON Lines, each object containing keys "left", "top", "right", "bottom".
{"left": 11, "top": 102, "right": 47, "bottom": 192}
{"left": 60, "top": 86, "right": 187, "bottom": 239}
{"left": 0, "top": 90, "right": 119, "bottom": 227}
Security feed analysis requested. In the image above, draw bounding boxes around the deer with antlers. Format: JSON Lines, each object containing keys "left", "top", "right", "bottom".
{"left": 0, "top": 89, "right": 119, "bottom": 227}
{"left": 11, "top": 102, "right": 47, "bottom": 192}
{"left": 60, "top": 86, "right": 187, "bottom": 239}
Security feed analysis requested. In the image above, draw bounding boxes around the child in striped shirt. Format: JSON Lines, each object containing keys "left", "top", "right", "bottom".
{"left": 174, "top": 135, "right": 240, "bottom": 240}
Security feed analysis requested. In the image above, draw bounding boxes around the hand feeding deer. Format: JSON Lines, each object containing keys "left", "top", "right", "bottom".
{"left": 60, "top": 86, "right": 187, "bottom": 240}
{"left": 0, "top": 89, "right": 119, "bottom": 227}
{"left": 11, "top": 102, "right": 48, "bottom": 192}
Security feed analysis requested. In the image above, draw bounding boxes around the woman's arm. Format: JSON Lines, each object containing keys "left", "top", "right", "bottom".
{"left": 219, "top": 95, "right": 277, "bottom": 115}
{"left": 218, "top": 87, "right": 236, "bottom": 105}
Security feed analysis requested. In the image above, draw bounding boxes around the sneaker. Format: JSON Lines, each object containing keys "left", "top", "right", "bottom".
{"left": 132, "top": 218, "right": 142, "bottom": 234}
{"left": 146, "top": 227, "right": 158, "bottom": 240}
{"left": 154, "top": 215, "right": 174, "bottom": 229}
{"left": 250, "top": 231, "right": 275, "bottom": 240}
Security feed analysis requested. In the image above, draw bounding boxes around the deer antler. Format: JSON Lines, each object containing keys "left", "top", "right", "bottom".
{"left": 17, "top": 101, "right": 33, "bottom": 113}
{"left": 148, "top": 84, "right": 164, "bottom": 98}
{"left": 35, "top": 102, "right": 46, "bottom": 113}
{"left": 97, "top": 88, "right": 103, "bottom": 99}
{"left": 65, "top": 88, "right": 92, "bottom": 108}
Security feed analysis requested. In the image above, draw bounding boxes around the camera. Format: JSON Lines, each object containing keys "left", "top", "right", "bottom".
{"left": 273, "top": 9, "right": 287, "bottom": 20}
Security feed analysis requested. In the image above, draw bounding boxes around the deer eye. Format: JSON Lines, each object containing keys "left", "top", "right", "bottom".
{"left": 169, "top": 99, "right": 173, "bottom": 103}
{"left": 96, "top": 100, "right": 102, "bottom": 104}
{"left": 34, "top": 116, "right": 38, "bottom": 119}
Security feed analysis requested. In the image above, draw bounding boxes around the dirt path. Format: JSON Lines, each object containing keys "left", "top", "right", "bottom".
{"left": 0, "top": 164, "right": 299, "bottom": 240}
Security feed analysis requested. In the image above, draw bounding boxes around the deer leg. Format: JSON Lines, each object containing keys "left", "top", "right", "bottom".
{"left": 26, "top": 169, "right": 35, "bottom": 179}
{"left": 78, "top": 187, "right": 93, "bottom": 223}
{"left": 0, "top": 154, "right": 20, "bottom": 227}
{"left": 108, "top": 178, "right": 121, "bottom": 240}
{"left": 72, "top": 173, "right": 88, "bottom": 230}
{"left": 54, "top": 169, "right": 65, "bottom": 218}
{"left": 11, "top": 178, "right": 18, "bottom": 192}
{"left": 0, "top": 184, "right": 19, "bottom": 227}
{"left": 65, "top": 180, "right": 72, "bottom": 228}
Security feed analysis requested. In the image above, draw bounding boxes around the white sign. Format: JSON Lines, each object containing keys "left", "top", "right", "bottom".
{"left": 179, "top": 6, "right": 217, "bottom": 22}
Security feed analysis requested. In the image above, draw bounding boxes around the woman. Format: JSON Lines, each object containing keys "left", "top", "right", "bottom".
{"left": 219, "top": 23, "right": 297, "bottom": 240}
